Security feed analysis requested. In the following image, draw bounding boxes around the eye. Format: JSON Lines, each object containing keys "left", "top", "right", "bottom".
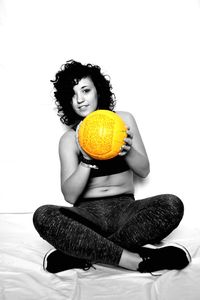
{"left": 82, "top": 89, "right": 90, "bottom": 94}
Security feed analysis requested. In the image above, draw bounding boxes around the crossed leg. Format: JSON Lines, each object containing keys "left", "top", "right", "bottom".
{"left": 33, "top": 194, "right": 184, "bottom": 271}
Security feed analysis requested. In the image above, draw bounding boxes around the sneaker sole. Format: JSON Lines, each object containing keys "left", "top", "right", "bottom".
{"left": 43, "top": 248, "right": 56, "bottom": 272}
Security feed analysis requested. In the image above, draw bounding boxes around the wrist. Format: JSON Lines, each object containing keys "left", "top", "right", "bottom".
{"left": 80, "top": 161, "right": 99, "bottom": 170}
{"left": 80, "top": 157, "right": 99, "bottom": 169}
{"left": 82, "top": 155, "right": 93, "bottom": 161}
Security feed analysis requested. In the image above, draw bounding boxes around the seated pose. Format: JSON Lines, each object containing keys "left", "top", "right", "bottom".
{"left": 33, "top": 60, "right": 191, "bottom": 274}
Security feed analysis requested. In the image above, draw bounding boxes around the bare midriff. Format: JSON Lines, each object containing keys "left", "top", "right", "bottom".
{"left": 82, "top": 170, "right": 134, "bottom": 198}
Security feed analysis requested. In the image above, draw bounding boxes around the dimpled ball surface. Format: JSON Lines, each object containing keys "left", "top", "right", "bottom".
{"left": 78, "top": 110, "right": 127, "bottom": 160}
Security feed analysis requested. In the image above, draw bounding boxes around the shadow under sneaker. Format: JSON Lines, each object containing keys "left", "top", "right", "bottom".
{"left": 43, "top": 249, "right": 93, "bottom": 273}
{"left": 137, "top": 243, "right": 191, "bottom": 273}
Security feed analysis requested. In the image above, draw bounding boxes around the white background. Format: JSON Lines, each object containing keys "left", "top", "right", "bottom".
{"left": 0, "top": 0, "right": 200, "bottom": 227}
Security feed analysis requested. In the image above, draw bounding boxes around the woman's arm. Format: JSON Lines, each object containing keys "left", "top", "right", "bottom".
{"left": 118, "top": 111, "right": 150, "bottom": 178}
{"left": 59, "top": 130, "right": 92, "bottom": 204}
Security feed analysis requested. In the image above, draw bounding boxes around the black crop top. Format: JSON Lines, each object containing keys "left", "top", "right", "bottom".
{"left": 80, "top": 155, "right": 129, "bottom": 177}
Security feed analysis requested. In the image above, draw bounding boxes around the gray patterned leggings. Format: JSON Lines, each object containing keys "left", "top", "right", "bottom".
{"left": 33, "top": 194, "right": 184, "bottom": 266}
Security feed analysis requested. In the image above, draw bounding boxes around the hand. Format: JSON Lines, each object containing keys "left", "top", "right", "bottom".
{"left": 75, "top": 122, "right": 93, "bottom": 160}
{"left": 118, "top": 127, "right": 133, "bottom": 157}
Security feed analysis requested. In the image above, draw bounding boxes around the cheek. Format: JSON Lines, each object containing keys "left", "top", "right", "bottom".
{"left": 92, "top": 98, "right": 98, "bottom": 110}
{"left": 71, "top": 100, "right": 76, "bottom": 110}
{"left": 92, "top": 91, "right": 98, "bottom": 106}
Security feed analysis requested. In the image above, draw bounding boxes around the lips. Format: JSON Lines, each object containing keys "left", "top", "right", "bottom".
{"left": 78, "top": 105, "right": 88, "bottom": 110}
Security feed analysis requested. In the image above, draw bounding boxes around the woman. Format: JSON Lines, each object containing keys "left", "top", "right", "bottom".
{"left": 33, "top": 60, "right": 191, "bottom": 274}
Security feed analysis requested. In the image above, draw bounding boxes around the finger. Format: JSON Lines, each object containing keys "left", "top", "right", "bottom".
{"left": 126, "top": 129, "right": 133, "bottom": 139}
{"left": 124, "top": 137, "right": 132, "bottom": 146}
{"left": 118, "top": 151, "right": 126, "bottom": 156}
{"left": 119, "top": 145, "right": 131, "bottom": 156}
{"left": 122, "top": 145, "right": 131, "bottom": 151}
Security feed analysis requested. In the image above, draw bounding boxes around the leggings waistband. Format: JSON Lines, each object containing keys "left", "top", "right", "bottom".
{"left": 75, "top": 193, "right": 135, "bottom": 207}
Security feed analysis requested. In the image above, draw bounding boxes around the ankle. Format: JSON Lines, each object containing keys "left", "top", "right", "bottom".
{"left": 118, "top": 249, "right": 142, "bottom": 271}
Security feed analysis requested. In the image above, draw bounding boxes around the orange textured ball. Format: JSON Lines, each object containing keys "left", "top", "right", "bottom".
{"left": 78, "top": 110, "right": 127, "bottom": 160}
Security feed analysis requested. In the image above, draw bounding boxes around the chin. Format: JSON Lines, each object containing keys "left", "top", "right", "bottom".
{"left": 76, "top": 111, "right": 89, "bottom": 119}
{"left": 82, "top": 109, "right": 96, "bottom": 117}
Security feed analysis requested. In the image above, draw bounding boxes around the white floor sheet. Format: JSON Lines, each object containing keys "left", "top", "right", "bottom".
{"left": 1, "top": 213, "right": 200, "bottom": 300}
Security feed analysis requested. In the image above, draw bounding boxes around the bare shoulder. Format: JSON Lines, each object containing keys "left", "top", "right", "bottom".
{"left": 116, "top": 110, "right": 137, "bottom": 129}
{"left": 59, "top": 129, "right": 78, "bottom": 154}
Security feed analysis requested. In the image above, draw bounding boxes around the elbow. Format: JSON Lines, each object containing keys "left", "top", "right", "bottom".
{"left": 63, "top": 194, "right": 73, "bottom": 205}
{"left": 61, "top": 185, "right": 77, "bottom": 205}
{"left": 140, "top": 162, "right": 150, "bottom": 178}
{"left": 141, "top": 169, "right": 150, "bottom": 178}
{"left": 62, "top": 191, "right": 77, "bottom": 205}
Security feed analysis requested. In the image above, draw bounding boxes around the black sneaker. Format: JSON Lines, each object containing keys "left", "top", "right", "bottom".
{"left": 43, "top": 249, "right": 94, "bottom": 273}
{"left": 137, "top": 243, "right": 191, "bottom": 274}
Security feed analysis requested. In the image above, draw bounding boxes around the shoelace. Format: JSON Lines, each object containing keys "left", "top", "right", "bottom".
{"left": 138, "top": 254, "right": 155, "bottom": 273}
{"left": 139, "top": 253, "right": 168, "bottom": 276}
{"left": 143, "top": 256, "right": 151, "bottom": 262}
{"left": 82, "top": 261, "right": 96, "bottom": 271}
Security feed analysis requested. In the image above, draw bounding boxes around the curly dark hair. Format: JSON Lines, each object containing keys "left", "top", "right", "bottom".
{"left": 51, "top": 60, "right": 116, "bottom": 126}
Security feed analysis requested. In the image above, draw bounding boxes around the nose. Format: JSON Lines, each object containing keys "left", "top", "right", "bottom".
{"left": 76, "top": 93, "right": 85, "bottom": 104}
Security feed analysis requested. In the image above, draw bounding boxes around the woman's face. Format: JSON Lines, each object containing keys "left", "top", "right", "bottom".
{"left": 72, "top": 77, "right": 98, "bottom": 118}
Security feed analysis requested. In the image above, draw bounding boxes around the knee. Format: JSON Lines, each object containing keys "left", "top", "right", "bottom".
{"left": 163, "top": 194, "right": 184, "bottom": 219}
{"left": 33, "top": 205, "right": 53, "bottom": 231}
